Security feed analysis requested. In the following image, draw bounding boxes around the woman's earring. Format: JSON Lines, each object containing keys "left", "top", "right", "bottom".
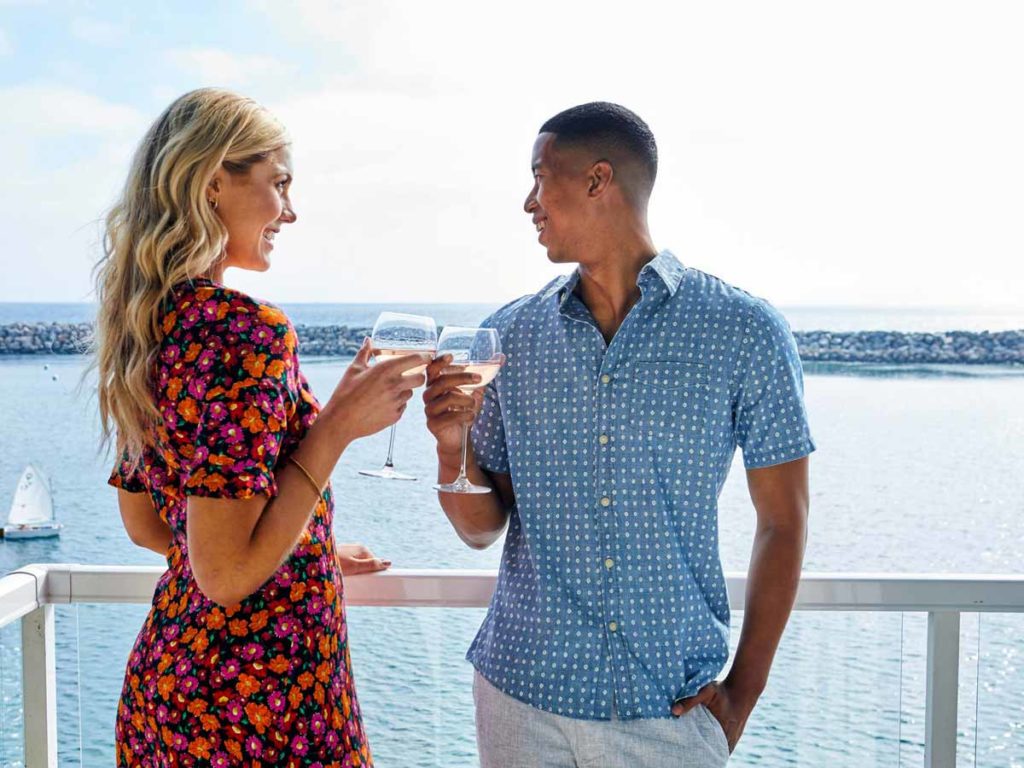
{"left": 209, "top": 198, "right": 218, "bottom": 211}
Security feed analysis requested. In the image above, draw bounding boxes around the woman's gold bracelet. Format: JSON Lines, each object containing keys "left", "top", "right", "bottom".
{"left": 288, "top": 456, "right": 325, "bottom": 498}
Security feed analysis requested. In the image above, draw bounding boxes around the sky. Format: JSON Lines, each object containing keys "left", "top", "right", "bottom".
{"left": 1, "top": 0, "right": 1023, "bottom": 308}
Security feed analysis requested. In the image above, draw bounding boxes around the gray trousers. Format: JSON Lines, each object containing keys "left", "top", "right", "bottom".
{"left": 474, "top": 672, "right": 730, "bottom": 768}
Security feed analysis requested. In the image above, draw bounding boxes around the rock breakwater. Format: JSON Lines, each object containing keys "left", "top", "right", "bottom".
{"left": 1, "top": 322, "right": 1022, "bottom": 365}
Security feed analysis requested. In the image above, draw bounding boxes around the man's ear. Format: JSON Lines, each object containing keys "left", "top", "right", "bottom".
{"left": 587, "top": 160, "right": 614, "bottom": 197}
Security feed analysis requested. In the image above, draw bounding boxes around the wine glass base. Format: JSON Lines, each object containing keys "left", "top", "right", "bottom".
{"left": 433, "top": 480, "right": 492, "bottom": 494}
{"left": 359, "top": 467, "right": 417, "bottom": 481}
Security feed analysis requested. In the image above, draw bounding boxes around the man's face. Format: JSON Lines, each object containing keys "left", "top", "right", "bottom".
{"left": 523, "top": 132, "right": 592, "bottom": 264}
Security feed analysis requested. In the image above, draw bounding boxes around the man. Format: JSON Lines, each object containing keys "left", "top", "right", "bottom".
{"left": 424, "top": 102, "right": 813, "bottom": 767}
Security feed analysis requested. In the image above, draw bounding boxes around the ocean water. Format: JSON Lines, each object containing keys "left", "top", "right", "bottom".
{"left": 2, "top": 302, "right": 1023, "bottom": 333}
{"left": 0, "top": 305, "right": 1022, "bottom": 766}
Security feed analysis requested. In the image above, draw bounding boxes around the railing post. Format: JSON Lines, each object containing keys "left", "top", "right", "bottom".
{"left": 925, "top": 611, "right": 960, "bottom": 768}
{"left": 22, "top": 604, "right": 58, "bottom": 767}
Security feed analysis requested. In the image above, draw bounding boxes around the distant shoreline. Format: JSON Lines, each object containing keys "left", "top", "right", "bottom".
{"left": 1, "top": 322, "right": 1022, "bottom": 365}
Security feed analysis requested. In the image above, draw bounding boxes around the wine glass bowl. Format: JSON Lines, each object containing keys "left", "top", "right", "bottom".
{"left": 433, "top": 326, "right": 503, "bottom": 494}
{"left": 359, "top": 312, "right": 438, "bottom": 481}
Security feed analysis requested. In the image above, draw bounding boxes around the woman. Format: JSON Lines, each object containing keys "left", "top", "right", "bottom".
{"left": 94, "top": 88, "right": 428, "bottom": 765}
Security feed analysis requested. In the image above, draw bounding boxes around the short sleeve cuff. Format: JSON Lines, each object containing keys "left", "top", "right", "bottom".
{"left": 182, "top": 464, "right": 278, "bottom": 499}
{"left": 742, "top": 437, "right": 816, "bottom": 470}
{"left": 108, "top": 471, "right": 147, "bottom": 493}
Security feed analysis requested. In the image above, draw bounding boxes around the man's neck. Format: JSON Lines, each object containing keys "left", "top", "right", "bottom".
{"left": 573, "top": 234, "right": 658, "bottom": 344}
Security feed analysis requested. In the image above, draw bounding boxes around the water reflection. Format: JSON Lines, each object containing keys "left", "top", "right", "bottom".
{"left": 803, "top": 361, "right": 1024, "bottom": 380}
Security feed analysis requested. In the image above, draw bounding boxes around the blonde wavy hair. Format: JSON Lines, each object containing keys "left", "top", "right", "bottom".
{"left": 92, "top": 88, "right": 289, "bottom": 464}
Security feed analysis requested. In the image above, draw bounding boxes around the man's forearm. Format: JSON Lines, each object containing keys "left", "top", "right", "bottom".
{"left": 726, "top": 520, "right": 806, "bottom": 699}
{"left": 436, "top": 446, "right": 510, "bottom": 549}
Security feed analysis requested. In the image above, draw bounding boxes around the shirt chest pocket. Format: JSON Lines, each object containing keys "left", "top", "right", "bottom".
{"left": 630, "top": 360, "right": 710, "bottom": 440}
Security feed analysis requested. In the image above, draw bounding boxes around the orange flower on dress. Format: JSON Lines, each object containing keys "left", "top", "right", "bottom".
{"left": 241, "top": 405, "right": 266, "bottom": 433}
{"left": 297, "top": 671, "right": 314, "bottom": 690}
{"left": 236, "top": 674, "right": 260, "bottom": 697}
{"left": 268, "top": 655, "right": 289, "bottom": 674}
{"left": 188, "top": 736, "right": 212, "bottom": 759}
{"left": 225, "top": 739, "right": 243, "bottom": 761}
{"left": 200, "top": 713, "right": 219, "bottom": 732}
{"left": 167, "top": 378, "right": 183, "bottom": 401}
{"left": 177, "top": 397, "right": 199, "bottom": 423}
{"left": 162, "top": 310, "right": 178, "bottom": 334}
{"left": 187, "top": 698, "right": 207, "bottom": 716}
{"left": 206, "top": 608, "right": 225, "bottom": 630}
{"left": 266, "top": 358, "right": 286, "bottom": 379}
{"left": 184, "top": 342, "right": 202, "bottom": 362}
{"left": 190, "top": 629, "right": 209, "bottom": 654}
{"left": 157, "top": 674, "right": 176, "bottom": 700}
{"left": 245, "top": 702, "right": 273, "bottom": 734}
{"left": 203, "top": 475, "right": 228, "bottom": 493}
{"left": 249, "top": 610, "right": 269, "bottom": 632}
{"left": 257, "top": 305, "right": 287, "bottom": 326}
{"left": 288, "top": 685, "right": 303, "bottom": 710}
{"left": 228, "top": 618, "right": 248, "bottom": 637}
{"left": 242, "top": 353, "right": 267, "bottom": 378}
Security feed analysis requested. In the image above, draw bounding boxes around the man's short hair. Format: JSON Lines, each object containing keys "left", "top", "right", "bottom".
{"left": 540, "top": 102, "right": 658, "bottom": 199}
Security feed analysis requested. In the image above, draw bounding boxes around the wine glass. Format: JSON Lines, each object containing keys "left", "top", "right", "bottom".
{"left": 359, "top": 312, "right": 437, "bottom": 481}
{"left": 432, "top": 326, "right": 503, "bottom": 494}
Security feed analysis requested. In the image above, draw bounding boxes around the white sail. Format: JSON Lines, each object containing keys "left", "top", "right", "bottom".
{"left": 7, "top": 464, "right": 54, "bottom": 526}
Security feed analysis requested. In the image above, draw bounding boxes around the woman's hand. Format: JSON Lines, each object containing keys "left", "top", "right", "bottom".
{"left": 336, "top": 543, "right": 391, "bottom": 575}
{"left": 321, "top": 338, "right": 431, "bottom": 445}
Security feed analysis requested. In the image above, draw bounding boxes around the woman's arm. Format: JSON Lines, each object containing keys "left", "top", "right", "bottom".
{"left": 187, "top": 343, "right": 429, "bottom": 607}
{"left": 118, "top": 488, "right": 172, "bottom": 556}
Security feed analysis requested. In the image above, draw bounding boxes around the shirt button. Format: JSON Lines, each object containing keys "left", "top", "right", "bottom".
{"left": 600, "top": 374, "right": 611, "bottom": 384}
{"left": 599, "top": 496, "right": 611, "bottom": 507}
{"left": 608, "top": 621, "right": 619, "bottom": 632}
{"left": 598, "top": 434, "right": 609, "bottom": 445}
{"left": 604, "top": 558, "right": 615, "bottom": 570}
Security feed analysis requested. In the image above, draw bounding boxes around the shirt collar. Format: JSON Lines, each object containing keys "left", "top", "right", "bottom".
{"left": 542, "top": 249, "right": 685, "bottom": 304}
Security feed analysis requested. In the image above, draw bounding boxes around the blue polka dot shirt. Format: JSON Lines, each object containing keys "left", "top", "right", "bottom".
{"left": 466, "top": 250, "right": 815, "bottom": 720}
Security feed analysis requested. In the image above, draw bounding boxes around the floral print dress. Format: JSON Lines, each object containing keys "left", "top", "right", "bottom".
{"left": 109, "top": 279, "right": 372, "bottom": 767}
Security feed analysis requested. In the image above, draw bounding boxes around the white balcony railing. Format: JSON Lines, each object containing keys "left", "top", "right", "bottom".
{"left": 2, "top": 564, "right": 1023, "bottom": 767}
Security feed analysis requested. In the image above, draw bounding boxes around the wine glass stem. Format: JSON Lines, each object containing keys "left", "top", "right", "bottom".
{"left": 457, "top": 423, "right": 470, "bottom": 482}
{"left": 384, "top": 423, "right": 398, "bottom": 469}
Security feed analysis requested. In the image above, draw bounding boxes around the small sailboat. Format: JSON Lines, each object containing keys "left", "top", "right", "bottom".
{"left": 2, "top": 465, "right": 62, "bottom": 540}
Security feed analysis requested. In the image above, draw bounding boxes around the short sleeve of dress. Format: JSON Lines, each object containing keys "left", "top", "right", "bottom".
{"left": 180, "top": 304, "right": 297, "bottom": 499}
{"left": 108, "top": 448, "right": 147, "bottom": 493}
{"left": 734, "top": 301, "right": 816, "bottom": 469}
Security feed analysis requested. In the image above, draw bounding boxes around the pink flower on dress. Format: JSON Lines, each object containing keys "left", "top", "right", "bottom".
{"left": 229, "top": 315, "right": 252, "bottom": 334}
{"left": 245, "top": 735, "right": 263, "bottom": 757}
{"left": 267, "top": 690, "right": 286, "bottom": 713}
{"left": 197, "top": 348, "right": 217, "bottom": 372}
{"left": 220, "top": 423, "right": 244, "bottom": 444}
{"left": 290, "top": 735, "right": 309, "bottom": 756}
{"left": 187, "top": 376, "right": 208, "bottom": 400}
{"left": 274, "top": 616, "right": 299, "bottom": 638}
{"left": 240, "top": 642, "right": 264, "bottom": 661}
{"left": 211, "top": 752, "right": 231, "bottom": 768}
{"left": 207, "top": 401, "right": 228, "bottom": 421}
{"left": 224, "top": 699, "right": 244, "bottom": 723}
{"left": 221, "top": 659, "right": 241, "bottom": 680}
{"left": 310, "top": 712, "right": 326, "bottom": 734}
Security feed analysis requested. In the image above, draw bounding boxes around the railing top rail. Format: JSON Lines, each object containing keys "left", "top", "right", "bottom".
{"left": 2, "top": 564, "right": 1024, "bottom": 629}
